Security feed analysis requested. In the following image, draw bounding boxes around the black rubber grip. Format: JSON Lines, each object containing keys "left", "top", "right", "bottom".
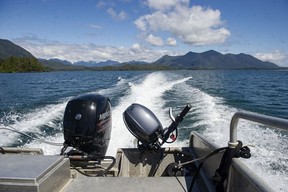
{"left": 179, "top": 104, "right": 192, "bottom": 119}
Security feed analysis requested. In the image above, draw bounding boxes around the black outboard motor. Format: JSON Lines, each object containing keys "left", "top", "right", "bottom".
{"left": 63, "top": 93, "right": 112, "bottom": 157}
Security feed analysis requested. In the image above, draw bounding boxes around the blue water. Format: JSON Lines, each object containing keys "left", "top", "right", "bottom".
{"left": 0, "top": 70, "right": 287, "bottom": 191}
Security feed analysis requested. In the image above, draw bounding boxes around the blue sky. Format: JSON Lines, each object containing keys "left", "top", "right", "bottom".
{"left": 0, "top": 0, "right": 287, "bottom": 66}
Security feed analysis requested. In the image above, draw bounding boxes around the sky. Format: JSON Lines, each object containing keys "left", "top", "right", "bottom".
{"left": 0, "top": 0, "right": 287, "bottom": 66}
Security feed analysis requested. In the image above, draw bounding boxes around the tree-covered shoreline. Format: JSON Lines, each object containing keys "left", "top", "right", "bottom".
{"left": 0, "top": 56, "right": 51, "bottom": 73}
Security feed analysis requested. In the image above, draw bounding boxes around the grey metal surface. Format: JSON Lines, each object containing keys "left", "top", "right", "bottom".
{"left": 0, "top": 155, "right": 63, "bottom": 181}
{"left": 228, "top": 159, "right": 274, "bottom": 192}
{"left": 116, "top": 147, "right": 194, "bottom": 177}
{"left": 62, "top": 145, "right": 214, "bottom": 192}
{"left": 63, "top": 176, "right": 202, "bottom": 192}
{"left": 190, "top": 132, "right": 275, "bottom": 192}
{"left": 0, "top": 147, "right": 43, "bottom": 155}
{"left": 0, "top": 155, "right": 70, "bottom": 192}
{"left": 229, "top": 111, "right": 288, "bottom": 146}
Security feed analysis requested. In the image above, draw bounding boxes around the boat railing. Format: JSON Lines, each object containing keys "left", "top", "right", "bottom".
{"left": 229, "top": 111, "right": 288, "bottom": 148}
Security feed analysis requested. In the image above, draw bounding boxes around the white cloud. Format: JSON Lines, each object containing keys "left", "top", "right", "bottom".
{"left": 131, "top": 43, "right": 141, "bottom": 51}
{"left": 96, "top": 1, "right": 106, "bottom": 8}
{"left": 118, "top": 11, "right": 127, "bottom": 20}
{"left": 13, "top": 37, "right": 175, "bottom": 63}
{"left": 147, "top": 0, "right": 189, "bottom": 11}
{"left": 254, "top": 50, "right": 287, "bottom": 67}
{"left": 145, "top": 34, "right": 164, "bottom": 46}
{"left": 89, "top": 24, "right": 102, "bottom": 29}
{"left": 166, "top": 37, "right": 177, "bottom": 46}
{"left": 134, "top": 2, "right": 230, "bottom": 46}
{"left": 107, "top": 7, "right": 127, "bottom": 21}
{"left": 107, "top": 8, "right": 117, "bottom": 18}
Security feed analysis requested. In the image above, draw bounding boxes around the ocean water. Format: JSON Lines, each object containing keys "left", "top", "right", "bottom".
{"left": 0, "top": 70, "right": 287, "bottom": 191}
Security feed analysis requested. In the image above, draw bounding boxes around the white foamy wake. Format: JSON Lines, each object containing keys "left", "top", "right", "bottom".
{"left": 0, "top": 101, "right": 67, "bottom": 151}
{"left": 106, "top": 72, "right": 192, "bottom": 156}
{"left": 176, "top": 81, "right": 288, "bottom": 192}
{"left": 24, "top": 133, "right": 64, "bottom": 155}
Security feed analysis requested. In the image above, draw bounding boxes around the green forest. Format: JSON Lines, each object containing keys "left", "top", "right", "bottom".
{"left": 0, "top": 56, "right": 50, "bottom": 72}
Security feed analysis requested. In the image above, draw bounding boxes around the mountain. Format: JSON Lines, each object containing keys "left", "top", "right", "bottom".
{"left": 96, "top": 60, "right": 120, "bottom": 67}
{"left": 45, "top": 58, "right": 72, "bottom": 65}
{"left": 0, "top": 38, "right": 279, "bottom": 71}
{"left": 39, "top": 58, "right": 89, "bottom": 71}
{"left": 120, "top": 60, "right": 149, "bottom": 65}
{"left": 74, "top": 60, "right": 120, "bottom": 67}
{"left": 153, "top": 50, "right": 279, "bottom": 69}
{"left": 0, "top": 39, "right": 49, "bottom": 72}
{"left": 0, "top": 39, "right": 34, "bottom": 59}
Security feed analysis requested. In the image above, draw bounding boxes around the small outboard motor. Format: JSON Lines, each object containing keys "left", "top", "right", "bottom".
{"left": 123, "top": 103, "right": 191, "bottom": 151}
{"left": 63, "top": 93, "right": 112, "bottom": 157}
{"left": 123, "top": 103, "right": 163, "bottom": 149}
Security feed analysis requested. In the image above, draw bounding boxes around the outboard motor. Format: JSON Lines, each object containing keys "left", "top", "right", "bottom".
{"left": 123, "top": 103, "right": 163, "bottom": 149}
{"left": 63, "top": 93, "right": 112, "bottom": 157}
{"left": 123, "top": 103, "right": 191, "bottom": 151}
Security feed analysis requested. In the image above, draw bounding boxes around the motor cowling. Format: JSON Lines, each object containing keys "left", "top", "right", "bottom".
{"left": 123, "top": 103, "right": 163, "bottom": 145}
{"left": 63, "top": 93, "right": 112, "bottom": 156}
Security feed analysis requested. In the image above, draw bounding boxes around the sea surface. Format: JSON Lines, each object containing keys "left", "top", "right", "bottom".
{"left": 0, "top": 70, "right": 287, "bottom": 191}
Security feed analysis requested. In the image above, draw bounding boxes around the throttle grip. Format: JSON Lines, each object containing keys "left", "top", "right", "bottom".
{"left": 179, "top": 104, "right": 192, "bottom": 118}
{"left": 162, "top": 104, "right": 192, "bottom": 143}
{"left": 176, "top": 104, "right": 192, "bottom": 123}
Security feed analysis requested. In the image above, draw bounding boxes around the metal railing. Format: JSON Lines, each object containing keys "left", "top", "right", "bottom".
{"left": 228, "top": 111, "right": 288, "bottom": 148}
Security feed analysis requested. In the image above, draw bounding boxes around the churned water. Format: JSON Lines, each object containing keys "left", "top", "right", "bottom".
{"left": 0, "top": 70, "right": 287, "bottom": 191}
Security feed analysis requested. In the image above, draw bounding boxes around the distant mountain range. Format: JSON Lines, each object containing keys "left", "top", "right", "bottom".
{"left": 0, "top": 38, "right": 280, "bottom": 72}
{"left": 38, "top": 58, "right": 88, "bottom": 71}
{"left": 154, "top": 50, "right": 278, "bottom": 69}
{"left": 74, "top": 60, "right": 120, "bottom": 67}
{"left": 40, "top": 50, "right": 279, "bottom": 70}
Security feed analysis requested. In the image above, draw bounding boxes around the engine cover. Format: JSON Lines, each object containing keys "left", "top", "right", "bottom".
{"left": 123, "top": 103, "right": 163, "bottom": 144}
{"left": 63, "top": 93, "right": 112, "bottom": 156}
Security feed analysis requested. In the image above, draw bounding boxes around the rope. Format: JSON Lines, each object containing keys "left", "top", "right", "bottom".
{"left": 0, "top": 127, "right": 63, "bottom": 146}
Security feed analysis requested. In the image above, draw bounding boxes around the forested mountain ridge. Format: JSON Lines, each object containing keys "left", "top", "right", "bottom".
{"left": 0, "top": 39, "right": 34, "bottom": 59}
{"left": 153, "top": 50, "right": 279, "bottom": 69}
{"left": 0, "top": 39, "right": 49, "bottom": 72}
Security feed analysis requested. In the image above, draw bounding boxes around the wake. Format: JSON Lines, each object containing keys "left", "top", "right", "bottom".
{"left": 106, "top": 72, "right": 192, "bottom": 156}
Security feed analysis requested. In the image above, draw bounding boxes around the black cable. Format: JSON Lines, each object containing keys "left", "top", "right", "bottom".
{"left": 170, "top": 147, "right": 226, "bottom": 192}
{"left": 101, "top": 156, "right": 117, "bottom": 175}
{"left": 0, "top": 147, "right": 5, "bottom": 154}
{"left": 151, "top": 151, "right": 167, "bottom": 176}
{"left": 188, "top": 147, "right": 228, "bottom": 192}
{"left": 165, "top": 129, "right": 178, "bottom": 144}
{"left": 70, "top": 156, "right": 116, "bottom": 177}
{"left": 213, "top": 141, "right": 250, "bottom": 191}
{"left": 60, "top": 144, "right": 68, "bottom": 155}
{"left": 174, "top": 173, "right": 187, "bottom": 192}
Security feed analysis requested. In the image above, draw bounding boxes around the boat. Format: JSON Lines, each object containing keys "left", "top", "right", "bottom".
{"left": 0, "top": 93, "right": 287, "bottom": 192}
